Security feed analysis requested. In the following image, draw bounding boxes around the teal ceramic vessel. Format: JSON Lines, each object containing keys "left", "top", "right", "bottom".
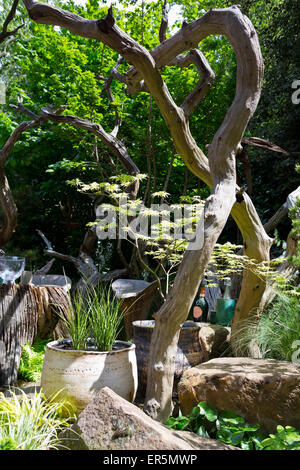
{"left": 216, "top": 299, "right": 235, "bottom": 326}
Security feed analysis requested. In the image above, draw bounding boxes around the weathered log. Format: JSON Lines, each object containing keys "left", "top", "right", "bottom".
{"left": 112, "top": 279, "right": 159, "bottom": 340}
{"left": 0, "top": 283, "right": 70, "bottom": 386}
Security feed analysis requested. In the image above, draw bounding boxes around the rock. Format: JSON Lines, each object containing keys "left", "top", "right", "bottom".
{"left": 178, "top": 357, "right": 300, "bottom": 433}
{"left": 58, "top": 387, "right": 235, "bottom": 450}
{"left": 198, "top": 323, "right": 231, "bottom": 360}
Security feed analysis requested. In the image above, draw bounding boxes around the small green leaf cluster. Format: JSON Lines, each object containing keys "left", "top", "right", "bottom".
{"left": 18, "top": 335, "right": 50, "bottom": 382}
{"left": 165, "top": 401, "right": 300, "bottom": 450}
{"left": 0, "top": 437, "right": 18, "bottom": 450}
{"left": 261, "top": 425, "right": 300, "bottom": 450}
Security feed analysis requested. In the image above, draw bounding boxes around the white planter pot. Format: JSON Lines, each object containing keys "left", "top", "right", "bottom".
{"left": 41, "top": 339, "right": 138, "bottom": 415}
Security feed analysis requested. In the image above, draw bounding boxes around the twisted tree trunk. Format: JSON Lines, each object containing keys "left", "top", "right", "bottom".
{"left": 21, "top": 1, "right": 271, "bottom": 421}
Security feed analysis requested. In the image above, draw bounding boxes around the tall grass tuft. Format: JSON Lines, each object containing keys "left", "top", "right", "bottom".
{"left": 87, "top": 285, "right": 124, "bottom": 352}
{"left": 231, "top": 292, "right": 300, "bottom": 361}
{"left": 61, "top": 284, "right": 124, "bottom": 352}
{"left": 62, "top": 290, "right": 90, "bottom": 350}
{"left": 0, "top": 389, "right": 73, "bottom": 450}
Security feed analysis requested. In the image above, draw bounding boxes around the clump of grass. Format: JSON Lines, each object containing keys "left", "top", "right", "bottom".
{"left": 231, "top": 292, "right": 300, "bottom": 361}
{"left": 62, "top": 290, "right": 90, "bottom": 351}
{"left": 18, "top": 335, "right": 50, "bottom": 382}
{"left": 0, "top": 389, "right": 74, "bottom": 450}
{"left": 62, "top": 284, "right": 124, "bottom": 352}
{"left": 88, "top": 286, "right": 124, "bottom": 352}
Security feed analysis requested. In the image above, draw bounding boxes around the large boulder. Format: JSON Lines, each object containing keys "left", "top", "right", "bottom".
{"left": 58, "top": 387, "right": 236, "bottom": 450}
{"left": 178, "top": 357, "right": 300, "bottom": 433}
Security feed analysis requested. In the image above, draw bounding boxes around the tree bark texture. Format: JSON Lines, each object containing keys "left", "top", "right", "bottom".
{"left": 0, "top": 283, "right": 70, "bottom": 386}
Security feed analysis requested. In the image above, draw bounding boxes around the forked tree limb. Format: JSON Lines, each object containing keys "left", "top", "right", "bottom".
{"left": 36, "top": 229, "right": 128, "bottom": 290}
{"left": 37, "top": 229, "right": 98, "bottom": 280}
{"left": 171, "top": 49, "right": 216, "bottom": 118}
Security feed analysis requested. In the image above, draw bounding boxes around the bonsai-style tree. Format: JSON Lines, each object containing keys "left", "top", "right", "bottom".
{"left": 6, "top": 0, "right": 299, "bottom": 422}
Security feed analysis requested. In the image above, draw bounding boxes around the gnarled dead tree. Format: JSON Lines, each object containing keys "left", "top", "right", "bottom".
{"left": 20, "top": 0, "right": 272, "bottom": 421}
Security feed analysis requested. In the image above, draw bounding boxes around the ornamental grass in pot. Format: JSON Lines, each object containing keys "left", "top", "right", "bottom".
{"left": 41, "top": 285, "right": 138, "bottom": 416}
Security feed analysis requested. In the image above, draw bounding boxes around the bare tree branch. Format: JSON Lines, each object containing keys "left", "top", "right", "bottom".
{"left": 10, "top": 95, "right": 40, "bottom": 118}
{"left": 97, "top": 54, "right": 125, "bottom": 138}
{"left": 159, "top": 0, "right": 168, "bottom": 43}
{"left": 35, "top": 258, "right": 55, "bottom": 274}
{"left": 242, "top": 136, "right": 290, "bottom": 156}
{"left": 0, "top": 0, "right": 24, "bottom": 44}
{"left": 37, "top": 229, "right": 98, "bottom": 280}
{"left": 171, "top": 48, "right": 216, "bottom": 117}
{"left": 264, "top": 186, "right": 300, "bottom": 233}
{"left": 0, "top": 36, "right": 16, "bottom": 58}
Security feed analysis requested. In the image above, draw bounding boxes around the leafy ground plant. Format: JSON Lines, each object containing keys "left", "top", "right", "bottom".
{"left": 0, "top": 389, "right": 74, "bottom": 450}
{"left": 165, "top": 402, "right": 300, "bottom": 450}
{"left": 18, "top": 335, "right": 50, "bottom": 382}
{"left": 261, "top": 425, "right": 300, "bottom": 450}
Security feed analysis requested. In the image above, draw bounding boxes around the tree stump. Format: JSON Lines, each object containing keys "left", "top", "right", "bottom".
{"left": 112, "top": 279, "right": 159, "bottom": 340}
{"left": 0, "top": 283, "right": 70, "bottom": 387}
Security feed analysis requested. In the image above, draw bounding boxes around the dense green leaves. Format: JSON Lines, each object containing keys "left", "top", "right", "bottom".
{"left": 0, "top": 0, "right": 298, "bottom": 280}
{"left": 166, "top": 401, "right": 300, "bottom": 450}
